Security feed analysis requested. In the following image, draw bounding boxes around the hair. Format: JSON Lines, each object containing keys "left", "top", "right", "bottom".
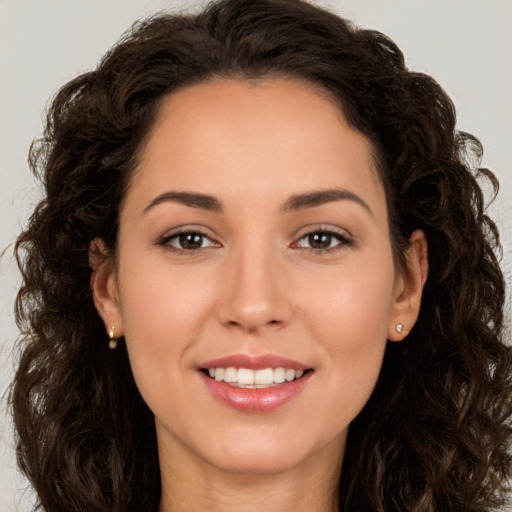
{"left": 11, "top": 0, "right": 511, "bottom": 510}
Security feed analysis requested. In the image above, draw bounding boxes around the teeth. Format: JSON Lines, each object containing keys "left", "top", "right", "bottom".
{"left": 286, "top": 369, "right": 297, "bottom": 381}
{"left": 274, "top": 367, "right": 286, "bottom": 383}
{"left": 223, "top": 367, "right": 237, "bottom": 383}
{"left": 237, "top": 368, "right": 255, "bottom": 385}
{"left": 205, "top": 367, "right": 306, "bottom": 387}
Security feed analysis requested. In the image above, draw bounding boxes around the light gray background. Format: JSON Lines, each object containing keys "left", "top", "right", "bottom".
{"left": 1, "top": 1, "right": 511, "bottom": 510}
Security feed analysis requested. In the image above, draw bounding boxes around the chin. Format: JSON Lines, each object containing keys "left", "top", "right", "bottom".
{"left": 209, "top": 447, "right": 310, "bottom": 476}
{"left": 199, "top": 427, "right": 346, "bottom": 477}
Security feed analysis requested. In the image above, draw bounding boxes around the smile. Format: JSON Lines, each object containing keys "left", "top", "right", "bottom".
{"left": 199, "top": 355, "right": 313, "bottom": 412}
{"left": 205, "top": 367, "right": 306, "bottom": 388}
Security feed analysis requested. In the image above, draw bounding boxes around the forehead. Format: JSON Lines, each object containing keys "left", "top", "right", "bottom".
{"left": 127, "top": 77, "right": 386, "bottom": 217}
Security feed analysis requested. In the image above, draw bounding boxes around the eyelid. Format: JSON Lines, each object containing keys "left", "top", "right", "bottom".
{"left": 155, "top": 224, "right": 353, "bottom": 254}
{"left": 156, "top": 225, "right": 221, "bottom": 251}
{"left": 291, "top": 225, "right": 354, "bottom": 252}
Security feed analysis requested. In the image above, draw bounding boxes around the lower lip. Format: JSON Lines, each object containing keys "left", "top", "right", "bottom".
{"left": 200, "top": 371, "right": 312, "bottom": 412}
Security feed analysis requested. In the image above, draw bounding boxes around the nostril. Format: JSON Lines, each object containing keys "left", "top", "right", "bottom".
{"left": 225, "top": 318, "right": 281, "bottom": 330}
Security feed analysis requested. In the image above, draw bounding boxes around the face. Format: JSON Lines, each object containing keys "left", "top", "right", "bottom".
{"left": 94, "top": 78, "right": 422, "bottom": 478}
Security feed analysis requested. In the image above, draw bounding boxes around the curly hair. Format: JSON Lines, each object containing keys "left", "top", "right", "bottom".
{"left": 12, "top": 0, "right": 511, "bottom": 510}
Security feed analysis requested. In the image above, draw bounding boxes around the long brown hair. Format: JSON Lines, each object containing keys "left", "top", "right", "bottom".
{"left": 12, "top": 0, "right": 511, "bottom": 510}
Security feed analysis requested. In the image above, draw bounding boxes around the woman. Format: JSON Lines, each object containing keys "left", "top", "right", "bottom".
{"left": 12, "top": 0, "right": 511, "bottom": 510}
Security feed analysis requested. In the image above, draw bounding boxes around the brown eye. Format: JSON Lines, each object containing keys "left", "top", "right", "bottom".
{"left": 307, "top": 233, "right": 333, "bottom": 249}
{"left": 162, "top": 231, "right": 215, "bottom": 250}
{"left": 295, "top": 230, "right": 350, "bottom": 251}
{"left": 178, "top": 233, "right": 205, "bottom": 249}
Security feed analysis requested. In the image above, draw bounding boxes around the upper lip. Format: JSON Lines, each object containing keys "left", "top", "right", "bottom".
{"left": 199, "top": 354, "right": 310, "bottom": 371}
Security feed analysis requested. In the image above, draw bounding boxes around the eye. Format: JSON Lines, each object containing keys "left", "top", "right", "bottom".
{"left": 294, "top": 230, "right": 351, "bottom": 251}
{"left": 159, "top": 230, "right": 217, "bottom": 251}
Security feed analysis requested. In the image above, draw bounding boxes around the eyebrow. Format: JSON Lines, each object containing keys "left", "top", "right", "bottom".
{"left": 282, "top": 188, "right": 373, "bottom": 216}
{"left": 142, "top": 188, "right": 373, "bottom": 217}
{"left": 143, "top": 191, "right": 222, "bottom": 214}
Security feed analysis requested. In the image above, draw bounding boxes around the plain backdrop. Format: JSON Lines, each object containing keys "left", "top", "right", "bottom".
{"left": 1, "top": 1, "right": 511, "bottom": 510}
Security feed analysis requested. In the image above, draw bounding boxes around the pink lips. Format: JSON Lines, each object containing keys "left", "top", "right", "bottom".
{"left": 199, "top": 354, "right": 312, "bottom": 412}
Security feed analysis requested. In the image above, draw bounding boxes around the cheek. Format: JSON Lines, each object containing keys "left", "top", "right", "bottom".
{"left": 299, "top": 253, "right": 395, "bottom": 411}
{"left": 115, "top": 253, "right": 217, "bottom": 410}
{"left": 303, "top": 253, "right": 395, "bottom": 343}
{"left": 118, "top": 250, "right": 214, "bottom": 342}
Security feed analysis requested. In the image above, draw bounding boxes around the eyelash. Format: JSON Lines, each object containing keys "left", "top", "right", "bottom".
{"left": 156, "top": 228, "right": 353, "bottom": 254}
{"left": 293, "top": 228, "right": 353, "bottom": 253}
{"left": 157, "top": 229, "right": 218, "bottom": 252}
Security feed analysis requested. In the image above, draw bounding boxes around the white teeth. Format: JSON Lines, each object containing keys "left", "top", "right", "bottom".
{"left": 223, "top": 367, "right": 237, "bottom": 383}
{"left": 237, "top": 368, "right": 255, "bottom": 385}
{"left": 205, "top": 367, "right": 307, "bottom": 387}
{"left": 274, "top": 367, "right": 286, "bottom": 383}
{"left": 285, "top": 369, "right": 295, "bottom": 382}
{"left": 254, "top": 368, "right": 274, "bottom": 385}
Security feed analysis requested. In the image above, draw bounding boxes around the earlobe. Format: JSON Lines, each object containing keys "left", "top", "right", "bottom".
{"left": 388, "top": 230, "right": 428, "bottom": 341}
{"left": 89, "top": 238, "right": 123, "bottom": 335}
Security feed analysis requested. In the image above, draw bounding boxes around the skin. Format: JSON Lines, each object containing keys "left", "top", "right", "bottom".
{"left": 91, "top": 78, "right": 428, "bottom": 512}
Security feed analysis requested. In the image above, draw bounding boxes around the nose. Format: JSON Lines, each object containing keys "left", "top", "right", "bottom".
{"left": 217, "top": 243, "right": 292, "bottom": 333}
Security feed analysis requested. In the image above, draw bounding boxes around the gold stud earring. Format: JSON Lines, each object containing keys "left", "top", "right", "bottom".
{"left": 396, "top": 324, "right": 408, "bottom": 335}
{"left": 108, "top": 326, "right": 118, "bottom": 350}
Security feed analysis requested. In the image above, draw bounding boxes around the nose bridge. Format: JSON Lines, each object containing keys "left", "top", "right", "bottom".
{"left": 218, "top": 231, "right": 290, "bottom": 331}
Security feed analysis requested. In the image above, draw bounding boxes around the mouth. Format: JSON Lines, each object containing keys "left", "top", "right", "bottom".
{"left": 198, "top": 355, "right": 314, "bottom": 412}
{"left": 201, "top": 366, "right": 312, "bottom": 388}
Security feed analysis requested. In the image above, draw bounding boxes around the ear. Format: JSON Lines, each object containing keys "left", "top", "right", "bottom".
{"left": 89, "top": 238, "right": 123, "bottom": 336}
{"left": 387, "top": 230, "right": 428, "bottom": 341}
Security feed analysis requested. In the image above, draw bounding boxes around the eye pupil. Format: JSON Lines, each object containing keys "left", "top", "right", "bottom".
{"left": 308, "top": 233, "right": 332, "bottom": 249}
{"left": 180, "top": 233, "right": 203, "bottom": 249}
